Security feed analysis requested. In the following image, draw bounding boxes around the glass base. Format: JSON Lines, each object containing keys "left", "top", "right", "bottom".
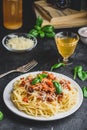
{"left": 58, "top": 57, "right": 73, "bottom": 65}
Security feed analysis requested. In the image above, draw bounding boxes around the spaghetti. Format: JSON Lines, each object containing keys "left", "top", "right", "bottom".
{"left": 11, "top": 72, "right": 78, "bottom": 117}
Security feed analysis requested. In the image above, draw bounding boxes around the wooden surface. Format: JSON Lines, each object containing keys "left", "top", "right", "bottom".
{"left": 34, "top": 0, "right": 87, "bottom": 28}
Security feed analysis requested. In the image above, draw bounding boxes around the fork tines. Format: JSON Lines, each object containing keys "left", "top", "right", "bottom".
{"left": 22, "top": 60, "right": 38, "bottom": 72}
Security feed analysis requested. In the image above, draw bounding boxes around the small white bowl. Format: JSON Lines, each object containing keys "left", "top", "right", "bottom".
{"left": 2, "top": 33, "right": 37, "bottom": 52}
{"left": 78, "top": 27, "right": 87, "bottom": 45}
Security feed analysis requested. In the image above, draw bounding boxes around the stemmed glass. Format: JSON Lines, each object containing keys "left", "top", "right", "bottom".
{"left": 55, "top": 31, "right": 79, "bottom": 65}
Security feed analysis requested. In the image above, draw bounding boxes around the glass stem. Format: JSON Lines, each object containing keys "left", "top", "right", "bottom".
{"left": 63, "top": 57, "right": 68, "bottom": 64}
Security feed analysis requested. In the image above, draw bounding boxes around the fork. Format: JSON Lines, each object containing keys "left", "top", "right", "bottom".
{"left": 0, "top": 60, "right": 38, "bottom": 78}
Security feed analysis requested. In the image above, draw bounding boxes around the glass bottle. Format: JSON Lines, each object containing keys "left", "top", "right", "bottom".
{"left": 3, "top": 0, "right": 22, "bottom": 29}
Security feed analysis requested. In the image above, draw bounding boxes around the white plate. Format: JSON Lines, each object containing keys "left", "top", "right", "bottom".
{"left": 3, "top": 71, "right": 83, "bottom": 121}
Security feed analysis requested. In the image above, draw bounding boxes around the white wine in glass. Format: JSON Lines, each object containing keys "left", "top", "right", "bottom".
{"left": 55, "top": 31, "right": 79, "bottom": 64}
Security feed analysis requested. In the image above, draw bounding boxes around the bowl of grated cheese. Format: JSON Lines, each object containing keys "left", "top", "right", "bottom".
{"left": 2, "top": 33, "right": 37, "bottom": 52}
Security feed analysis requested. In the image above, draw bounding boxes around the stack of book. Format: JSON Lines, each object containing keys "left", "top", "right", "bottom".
{"left": 34, "top": 0, "right": 87, "bottom": 28}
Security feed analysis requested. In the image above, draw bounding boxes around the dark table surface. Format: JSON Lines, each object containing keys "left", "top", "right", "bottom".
{"left": 0, "top": 25, "right": 87, "bottom": 130}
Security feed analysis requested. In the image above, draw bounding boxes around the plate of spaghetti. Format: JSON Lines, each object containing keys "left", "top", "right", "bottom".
{"left": 3, "top": 71, "right": 83, "bottom": 121}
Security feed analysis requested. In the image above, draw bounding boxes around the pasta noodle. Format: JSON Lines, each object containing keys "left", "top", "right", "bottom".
{"left": 11, "top": 72, "right": 78, "bottom": 118}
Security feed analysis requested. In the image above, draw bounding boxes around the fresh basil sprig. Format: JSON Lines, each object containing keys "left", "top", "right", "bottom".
{"left": 51, "top": 62, "right": 65, "bottom": 71}
{"left": 82, "top": 86, "right": 87, "bottom": 98}
{"left": 29, "top": 16, "right": 55, "bottom": 38}
{"left": 74, "top": 66, "right": 87, "bottom": 81}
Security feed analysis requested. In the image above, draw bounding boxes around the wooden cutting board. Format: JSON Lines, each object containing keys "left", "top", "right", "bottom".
{"left": 34, "top": 0, "right": 87, "bottom": 28}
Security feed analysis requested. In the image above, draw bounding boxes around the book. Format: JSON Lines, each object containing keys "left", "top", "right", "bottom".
{"left": 34, "top": 0, "right": 87, "bottom": 28}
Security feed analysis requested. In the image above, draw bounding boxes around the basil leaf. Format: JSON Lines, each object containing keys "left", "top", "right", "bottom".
{"left": 38, "top": 73, "right": 48, "bottom": 80}
{"left": 34, "top": 25, "right": 41, "bottom": 31}
{"left": 0, "top": 111, "right": 4, "bottom": 121}
{"left": 36, "top": 16, "right": 43, "bottom": 27}
{"left": 51, "top": 63, "right": 65, "bottom": 71}
{"left": 31, "top": 77, "right": 41, "bottom": 85}
{"left": 78, "top": 71, "right": 87, "bottom": 81}
{"left": 74, "top": 66, "right": 82, "bottom": 80}
{"left": 29, "top": 29, "right": 38, "bottom": 37}
{"left": 53, "top": 81, "right": 62, "bottom": 94}
{"left": 42, "top": 25, "right": 54, "bottom": 33}
{"left": 45, "top": 32, "right": 55, "bottom": 38}
{"left": 39, "top": 31, "right": 45, "bottom": 38}
{"left": 82, "top": 86, "right": 87, "bottom": 98}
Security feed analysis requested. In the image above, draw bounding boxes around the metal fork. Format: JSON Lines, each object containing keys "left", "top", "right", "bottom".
{"left": 0, "top": 60, "right": 38, "bottom": 78}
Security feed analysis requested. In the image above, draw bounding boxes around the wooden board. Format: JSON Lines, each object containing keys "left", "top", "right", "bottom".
{"left": 34, "top": 0, "right": 87, "bottom": 28}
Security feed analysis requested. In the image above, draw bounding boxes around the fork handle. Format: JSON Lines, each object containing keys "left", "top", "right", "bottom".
{"left": 0, "top": 70, "right": 17, "bottom": 78}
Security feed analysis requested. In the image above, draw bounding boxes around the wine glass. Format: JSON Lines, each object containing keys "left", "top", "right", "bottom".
{"left": 55, "top": 31, "right": 79, "bottom": 65}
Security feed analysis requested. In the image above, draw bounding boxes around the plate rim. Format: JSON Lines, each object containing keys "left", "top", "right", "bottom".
{"left": 3, "top": 71, "right": 83, "bottom": 121}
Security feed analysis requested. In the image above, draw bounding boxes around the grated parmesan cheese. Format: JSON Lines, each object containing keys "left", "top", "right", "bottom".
{"left": 7, "top": 36, "right": 34, "bottom": 50}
